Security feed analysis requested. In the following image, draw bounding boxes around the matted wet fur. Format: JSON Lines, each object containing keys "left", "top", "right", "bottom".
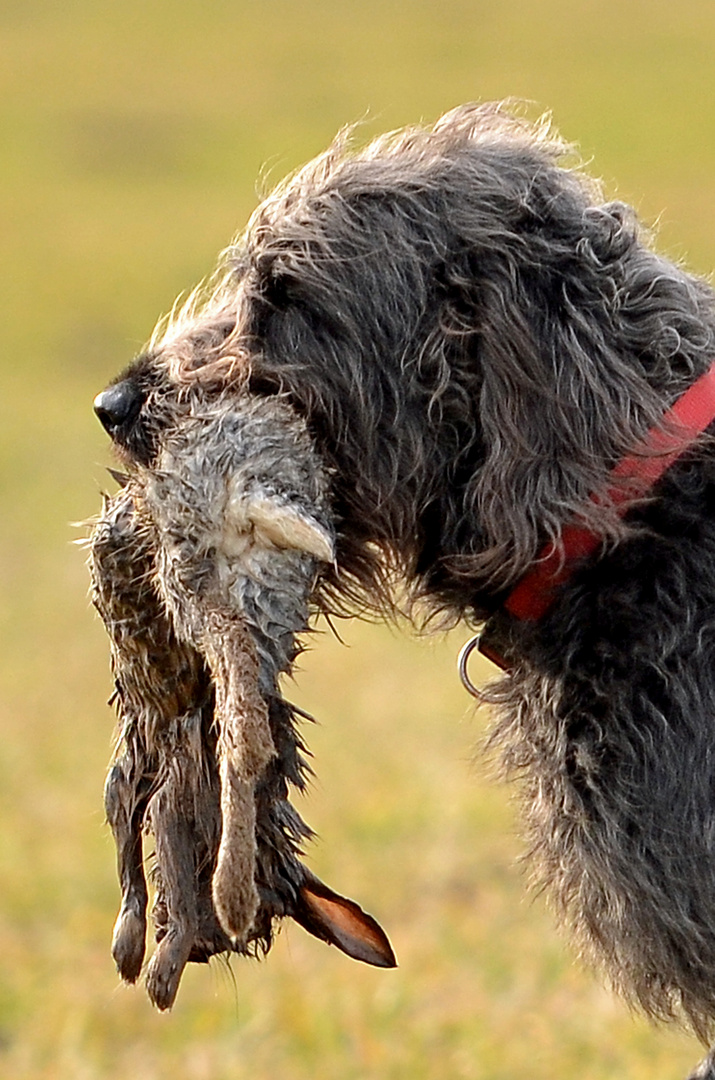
{"left": 91, "top": 103, "right": 715, "bottom": 1076}
{"left": 90, "top": 395, "right": 396, "bottom": 1010}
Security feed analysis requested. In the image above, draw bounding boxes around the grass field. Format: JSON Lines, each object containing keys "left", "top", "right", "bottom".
{"left": 2, "top": 2, "right": 715, "bottom": 1076}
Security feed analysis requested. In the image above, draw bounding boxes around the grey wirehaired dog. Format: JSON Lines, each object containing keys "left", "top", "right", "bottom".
{"left": 91, "top": 103, "right": 715, "bottom": 1077}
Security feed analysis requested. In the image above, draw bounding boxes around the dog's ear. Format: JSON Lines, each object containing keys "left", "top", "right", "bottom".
{"left": 227, "top": 488, "right": 335, "bottom": 562}
{"left": 463, "top": 200, "right": 662, "bottom": 589}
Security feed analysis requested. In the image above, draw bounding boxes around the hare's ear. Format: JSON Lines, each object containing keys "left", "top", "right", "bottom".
{"left": 292, "top": 874, "right": 397, "bottom": 968}
{"left": 247, "top": 495, "right": 335, "bottom": 562}
{"left": 227, "top": 488, "right": 335, "bottom": 563}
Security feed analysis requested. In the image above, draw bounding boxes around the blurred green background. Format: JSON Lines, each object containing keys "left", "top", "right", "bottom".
{"left": 1, "top": 1, "right": 714, "bottom": 1077}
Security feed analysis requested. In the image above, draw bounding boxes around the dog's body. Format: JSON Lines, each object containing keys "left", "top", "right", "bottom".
{"left": 93, "top": 104, "right": 715, "bottom": 1074}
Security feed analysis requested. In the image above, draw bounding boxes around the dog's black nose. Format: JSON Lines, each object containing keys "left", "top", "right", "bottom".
{"left": 94, "top": 381, "right": 142, "bottom": 434}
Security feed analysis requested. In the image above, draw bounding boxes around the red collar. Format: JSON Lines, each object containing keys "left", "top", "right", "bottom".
{"left": 470, "top": 361, "right": 715, "bottom": 675}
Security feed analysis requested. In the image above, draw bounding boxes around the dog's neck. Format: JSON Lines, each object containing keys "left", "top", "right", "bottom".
{"left": 476, "top": 359, "right": 715, "bottom": 671}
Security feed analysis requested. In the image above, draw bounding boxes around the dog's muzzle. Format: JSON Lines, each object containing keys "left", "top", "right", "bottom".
{"left": 94, "top": 381, "right": 144, "bottom": 435}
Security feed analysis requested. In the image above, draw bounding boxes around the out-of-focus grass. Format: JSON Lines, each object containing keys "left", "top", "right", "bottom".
{"left": 1, "top": 2, "right": 714, "bottom": 1076}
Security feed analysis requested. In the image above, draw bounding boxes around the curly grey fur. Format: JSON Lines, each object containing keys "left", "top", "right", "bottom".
{"left": 92, "top": 102, "right": 715, "bottom": 1070}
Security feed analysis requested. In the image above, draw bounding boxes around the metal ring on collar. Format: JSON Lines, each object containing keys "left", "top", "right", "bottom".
{"left": 458, "top": 633, "right": 484, "bottom": 699}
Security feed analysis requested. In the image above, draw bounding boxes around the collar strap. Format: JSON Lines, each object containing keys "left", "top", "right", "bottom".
{"left": 472, "top": 360, "right": 715, "bottom": 674}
